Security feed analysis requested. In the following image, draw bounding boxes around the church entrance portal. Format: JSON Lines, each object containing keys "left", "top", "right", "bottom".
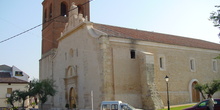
{"left": 69, "top": 87, "right": 77, "bottom": 109}
{"left": 192, "top": 81, "right": 200, "bottom": 102}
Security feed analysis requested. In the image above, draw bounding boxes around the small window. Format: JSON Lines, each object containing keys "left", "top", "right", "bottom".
{"left": 69, "top": 48, "right": 74, "bottom": 58}
{"left": 160, "top": 58, "right": 163, "bottom": 68}
{"left": 65, "top": 52, "right": 67, "bottom": 60}
{"left": 212, "top": 60, "right": 217, "bottom": 72}
{"left": 7, "top": 88, "right": 12, "bottom": 94}
{"left": 190, "top": 58, "right": 196, "bottom": 71}
{"left": 130, "top": 50, "right": 136, "bottom": 59}
{"left": 159, "top": 56, "right": 165, "bottom": 70}
{"left": 15, "top": 71, "right": 23, "bottom": 76}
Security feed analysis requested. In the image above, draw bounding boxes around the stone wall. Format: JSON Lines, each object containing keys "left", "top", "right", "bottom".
{"left": 139, "top": 52, "right": 164, "bottom": 110}
{"left": 109, "top": 37, "right": 220, "bottom": 106}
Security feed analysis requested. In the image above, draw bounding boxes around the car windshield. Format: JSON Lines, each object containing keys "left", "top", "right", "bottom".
{"left": 198, "top": 101, "right": 208, "bottom": 107}
{"left": 127, "top": 104, "right": 136, "bottom": 110}
{"left": 121, "top": 103, "right": 136, "bottom": 110}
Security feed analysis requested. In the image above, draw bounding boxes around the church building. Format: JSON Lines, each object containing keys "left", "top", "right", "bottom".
{"left": 40, "top": 0, "right": 220, "bottom": 110}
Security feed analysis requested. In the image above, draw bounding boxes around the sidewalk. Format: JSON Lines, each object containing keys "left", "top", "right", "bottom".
{"left": 164, "top": 103, "right": 196, "bottom": 108}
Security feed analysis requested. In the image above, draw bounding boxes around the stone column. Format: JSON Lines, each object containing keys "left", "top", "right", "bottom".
{"left": 139, "top": 52, "right": 164, "bottom": 110}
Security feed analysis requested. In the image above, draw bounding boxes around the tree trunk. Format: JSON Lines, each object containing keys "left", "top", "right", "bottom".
{"left": 201, "top": 92, "right": 206, "bottom": 99}
{"left": 22, "top": 100, "right": 25, "bottom": 110}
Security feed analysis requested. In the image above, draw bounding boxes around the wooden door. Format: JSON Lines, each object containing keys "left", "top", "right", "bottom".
{"left": 192, "top": 82, "right": 200, "bottom": 102}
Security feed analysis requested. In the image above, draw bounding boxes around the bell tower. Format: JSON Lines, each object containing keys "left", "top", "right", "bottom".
{"left": 41, "top": 0, "right": 90, "bottom": 55}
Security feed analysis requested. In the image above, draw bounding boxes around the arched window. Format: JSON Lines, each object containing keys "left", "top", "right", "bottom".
{"left": 61, "top": 2, "right": 68, "bottom": 16}
{"left": 49, "top": 4, "right": 52, "bottom": 18}
{"left": 44, "top": 9, "right": 47, "bottom": 22}
{"left": 77, "top": 5, "right": 84, "bottom": 15}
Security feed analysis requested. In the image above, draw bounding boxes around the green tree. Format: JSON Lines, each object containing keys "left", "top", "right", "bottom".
{"left": 210, "top": 5, "right": 220, "bottom": 35}
{"left": 194, "top": 83, "right": 206, "bottom": 99}
{"left": 29, "top": 79, "right": 57, "bottom": 109}
{"left": 13, "top": 90, "right": 29, "bottom": 110}
{"left": 195, "top": 80, "right": 220, "bottom": 99}
{"left": 6, "top": 91, "right": 19, "bottom": 108}
{"left": 28, "top": 79, "right": 39, "bottom": 104}
{"left": 210, "top": 5, "right": 220, "bottom": 59}
{"left": 7, "top": 90, "right": 28, "bottom": 110}
{"left": 203, "top": 80, "right": 220, "bottom": 96}
{"left": 6, "top": 79, "right": 56, "bottom": 110}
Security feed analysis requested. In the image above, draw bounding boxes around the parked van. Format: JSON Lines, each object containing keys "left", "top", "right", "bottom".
{"left": 100, "top": 101, "right": 141, "bottom": 110}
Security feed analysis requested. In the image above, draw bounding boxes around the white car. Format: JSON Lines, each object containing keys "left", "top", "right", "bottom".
{"left": 100, "top": 101, "right": 142, "bottom": 110}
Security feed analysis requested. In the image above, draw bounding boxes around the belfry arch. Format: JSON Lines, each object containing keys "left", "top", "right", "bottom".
{"left": 61, "top": 2, "right": 68, "bottom": 16}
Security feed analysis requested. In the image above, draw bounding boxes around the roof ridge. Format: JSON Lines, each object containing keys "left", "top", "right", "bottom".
{"left": 0, "top": 77, "right": 28, "bottom": 83}
{"left": 93, "top": 23, "right": 220, "bottom": 51}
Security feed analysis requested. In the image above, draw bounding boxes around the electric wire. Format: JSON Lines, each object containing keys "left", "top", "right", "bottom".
{"left": 0, "top": 24, "right": 42, "bottom": 43}
{"left": 0, "top": 0, "right": 93, "bottom": 44}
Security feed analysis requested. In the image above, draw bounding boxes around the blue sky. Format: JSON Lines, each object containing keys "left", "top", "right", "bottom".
{"left": 0, "top": 0, "right": 219, "bottom": 79}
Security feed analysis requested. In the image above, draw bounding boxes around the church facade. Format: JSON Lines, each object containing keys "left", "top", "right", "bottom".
{"left": 40, "top": 0, "right": 220, "bottom": 110}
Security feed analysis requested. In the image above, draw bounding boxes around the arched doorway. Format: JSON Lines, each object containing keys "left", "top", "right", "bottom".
{"left": 191, "top": 81, "right": 200, "bottom": 102}
{"left": 189, "top": 79, "right": 200, "bottom": 102}
{"left": 69, "top": 87, "right": 77, "bottom": 109}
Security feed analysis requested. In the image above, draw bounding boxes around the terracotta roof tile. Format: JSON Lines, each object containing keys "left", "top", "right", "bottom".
{"left": 0, "top": 77, "right": 28, "bottom": 83}
{"left": 93, "top": 23, "right": 220, "bottom": 51}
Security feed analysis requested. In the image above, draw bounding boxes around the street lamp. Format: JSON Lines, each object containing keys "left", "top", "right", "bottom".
{"left": 165, "top": 75, "right": 170, "bottom": 110}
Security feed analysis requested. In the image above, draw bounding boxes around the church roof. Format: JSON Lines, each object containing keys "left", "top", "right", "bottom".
{"left": 0, "top": 77, "right": 28, "bottom": 83}
{"left": 93, "top": 23, "right": 220, "bottom": 51}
